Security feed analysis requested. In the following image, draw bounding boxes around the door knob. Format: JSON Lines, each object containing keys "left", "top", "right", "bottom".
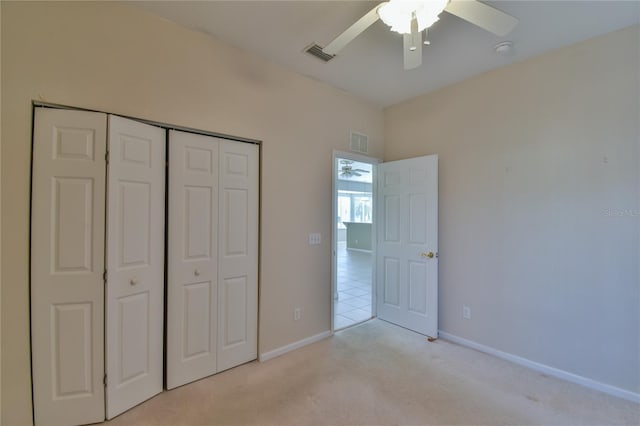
{"left": 420, "top": 251, "right": 436, "bottom": 259}
{"left": 129, "top": 278, "right": 138, "bottom": 285}
{"left": 194, "top": 269, "right": 201, "bottom": 276}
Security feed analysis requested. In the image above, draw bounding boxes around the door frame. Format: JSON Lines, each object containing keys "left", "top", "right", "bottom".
{"left": 331, "top": 150, "right": 380, "bottom": 333}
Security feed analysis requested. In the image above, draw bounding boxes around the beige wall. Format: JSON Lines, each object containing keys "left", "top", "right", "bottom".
{"left": 385, "top": 25, "right": 639, "bottom": 394}
{"left": 0, "top": 1, "right": 3, "bottom": 420}
{"left": 0, "top": 2, "right": 383, "bottom": 423}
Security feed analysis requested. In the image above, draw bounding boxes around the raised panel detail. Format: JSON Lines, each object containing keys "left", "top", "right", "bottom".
{"left": 183, "top": 282, "right": 212, "bottom": 360}
{"left": 52, "top": 303, "right": 93, "bottom": 398}
{"left": 119, "top": 181, "right": 150, "bottom": 268}
{"left": 224, "top": 153, "right": 248, "bottom": 177}
{"left": 53, "top": 178, "right": 93, "bottom": 273}
{"left": 384, "top": 171, "right": 401, "bottom": 187}
{"left": 409, "top": 193, "right": 426, "bottom": 244}
{"left": 224, "top": 189, "right": 248, "bottom": 257}
{"left": 118, "top": 292, "right": 149, "bottom": 384}
{"left": 408, "top": 261, "right": 427, "bottom": 315}
{"left": 120, "top": 135, "right": 151, "bottom": 167}
{"left": 184, "top": 186, "right": 212, "bottom": 260}
{"left": 223, "top": 276, "right": 247, "bottom": 347}
{"left": 409, "top": 168, "right": 427, "bottom": 185}
{"left": 54, "top": 127, "right": 95, "bottom": 161}
{"left": 383, "top": 258, "right": 400, "bottom": 306}
{"left": 384, "top": 195, "right": 400, "bottom": 243}
{"left": 185, "top": 147, "right": 212, "bottom": 173}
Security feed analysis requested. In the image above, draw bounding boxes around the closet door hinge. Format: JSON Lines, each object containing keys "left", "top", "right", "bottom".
{"left": 105, "top": 150, "right": 110, "bottom": 165}
{"left": 103, "top": 270, "right": 108, "bottom": 283}
{"left": 103, "top": 374, "right": 107, "bottom": 386}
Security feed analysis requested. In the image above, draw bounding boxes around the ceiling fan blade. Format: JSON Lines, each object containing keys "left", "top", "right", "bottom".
{"left": 353, "top": 169, "right": 370, "bottom": 173}
{"left": 445, "top": 0, "right": 518, "bottom": 36}
{"left": 323, "top": 4, "right": 382, "bottom": 55}
{"left": 403, "top": 19, "right": 422, "bottom": 70}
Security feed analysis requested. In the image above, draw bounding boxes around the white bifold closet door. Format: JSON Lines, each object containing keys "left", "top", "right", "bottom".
{"left": 105, "top": 115, "right": 166, "bottom": 418}
{"left": 31, "top": 108, "right": 107, "bottom": 426}
{"left": 166, "top": 131, "right": 219, "bottom": 389}
{"left": 31, "top": 108, "right": 166, "bottom": 425}
{"left": 167, "top": 130, "right": 258, "bottom": 389}
{"left": 216, "top": 139, "right": 259, "bottom": 371}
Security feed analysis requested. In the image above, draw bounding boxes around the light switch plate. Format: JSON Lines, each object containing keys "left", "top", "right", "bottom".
{"left": 308, "top": 233, "right": 321, "bottom": 245}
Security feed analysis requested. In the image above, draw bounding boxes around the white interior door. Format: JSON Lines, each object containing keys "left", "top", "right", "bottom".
{"left": 217, "top": 140, "right": 259, "bottom": 372}
{"left": 167, "top": 130, "right": 219, "bottom": 389}
{"left": 31, "top": 108, "right": 107, "bottom": 425}
{"left": 105, "top": 115, "right": 166, "bottom": 418}
{"left": 376, "top": 155, "right": 438, "bottom": 337}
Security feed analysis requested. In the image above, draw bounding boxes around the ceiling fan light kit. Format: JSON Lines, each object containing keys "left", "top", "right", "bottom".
{"left": 322, "top": 0, "right": 518, "bottom": 70}
{"left": 377, "top": 0, "right": 449, "bottom": 34}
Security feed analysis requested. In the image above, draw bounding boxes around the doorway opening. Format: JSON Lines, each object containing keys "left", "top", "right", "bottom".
{"left": 333, "top": 154, "right": 377, "bottom": 330}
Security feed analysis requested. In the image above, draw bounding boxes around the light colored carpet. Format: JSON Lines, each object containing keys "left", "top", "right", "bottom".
{"left": 104, "top": 320, "right": 639, "bottom": 425}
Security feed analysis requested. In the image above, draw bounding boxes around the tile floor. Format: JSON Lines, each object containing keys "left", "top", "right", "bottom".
{"left": 334, "top": 241, "right": 373, "bottom": 329}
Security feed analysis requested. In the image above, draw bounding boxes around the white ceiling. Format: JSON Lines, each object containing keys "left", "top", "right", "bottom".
{"left": 133, "top": 1, "right": 640, "bottom": 107}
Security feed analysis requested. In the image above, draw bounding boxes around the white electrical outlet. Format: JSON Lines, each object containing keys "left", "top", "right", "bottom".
{"left": 463, "top": 305, "right": 471, "bottom": 320}
{"left": 308, "top": 233, "right": 321, "bottom": 245}
{"left": 294, "top": 308, "right": 301, "bottom": 321}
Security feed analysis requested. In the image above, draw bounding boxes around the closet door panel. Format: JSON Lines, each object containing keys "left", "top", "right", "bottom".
{"left": 31, "top": 108, "right": 107, "bottom": 426}
{"left": 105, "top": 115, "right": 165, "bottom": 418}
{"left": 217, "top": 141, "right": 259, "bottom": 372}
{"left": 167, "top": 130, "right": 219, "bottom": 389}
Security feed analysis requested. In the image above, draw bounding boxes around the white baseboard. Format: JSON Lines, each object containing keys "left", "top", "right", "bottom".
{"left": 438, "top": 331, "right": 640, "bottom": 404}
{"left": 259, "top": 330, "right": 332, "bottom": 362}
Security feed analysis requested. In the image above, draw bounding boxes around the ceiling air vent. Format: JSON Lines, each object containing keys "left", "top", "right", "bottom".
{"left": 305, "top": 43, "right": 335, "bottom": 62}
{"left": 350, "top": 131, "right": 369, "bottom": 154}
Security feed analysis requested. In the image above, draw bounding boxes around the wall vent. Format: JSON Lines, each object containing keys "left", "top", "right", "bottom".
{"left": 350, "top": 131, "right": 369, "bottom": 154}
{"left": 304, "top": 43, "right": 335, "bottom": 62}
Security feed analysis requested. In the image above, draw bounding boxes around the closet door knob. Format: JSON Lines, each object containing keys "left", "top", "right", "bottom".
{"left": 130, "top": 279, "right": 138, "bottom": 286}
{"left": 194, "top": 269, "right": 201, "bottom": 276}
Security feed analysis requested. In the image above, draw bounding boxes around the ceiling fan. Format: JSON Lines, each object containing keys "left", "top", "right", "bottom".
{"left": 340, "top": 160, "right": 371, "bottom": 177}
{"left": 322, "top": 0, "right": 518, "bottom": 70}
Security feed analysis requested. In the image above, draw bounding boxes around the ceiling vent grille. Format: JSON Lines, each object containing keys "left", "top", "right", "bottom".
{"left": 305, "top": 43, "right": 335, "bottom": 62}
{"left": 350, "top": 131, "right": 369, "bottom": 154}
